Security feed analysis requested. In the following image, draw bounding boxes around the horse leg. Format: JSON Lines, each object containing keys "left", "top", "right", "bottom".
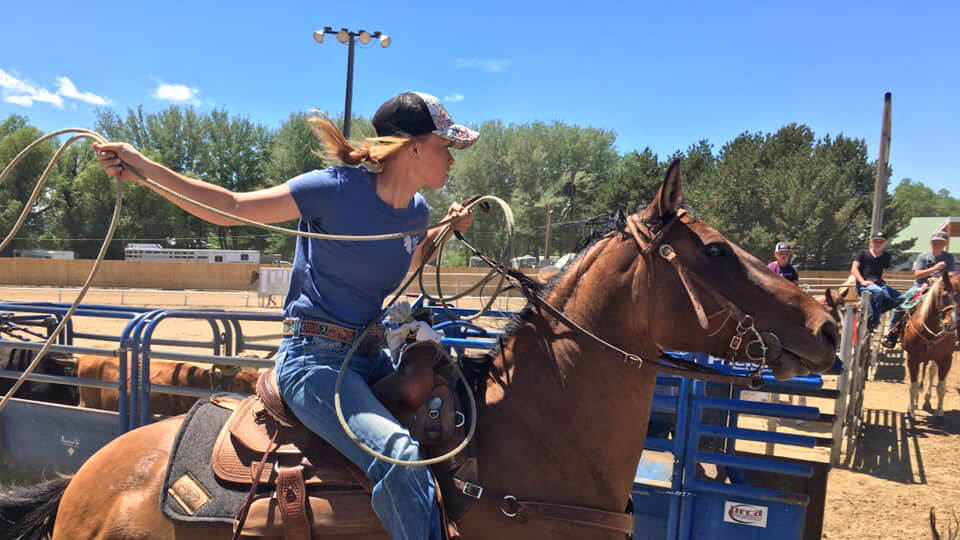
{"left": 923, "top": 362, "right": 937, "bottom": 411}
{"left": 909, "top": 380, "right": 920, "bottom": 418}
{"left": 935, "top": 377, "right": 947, "bottom": 420}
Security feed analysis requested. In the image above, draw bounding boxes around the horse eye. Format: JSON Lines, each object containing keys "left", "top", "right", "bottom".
{"left": 705, "top": 243, "right": 724, "bottom": 257}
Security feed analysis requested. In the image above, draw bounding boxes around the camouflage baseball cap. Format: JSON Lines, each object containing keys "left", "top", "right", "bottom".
{"left": 372, "top": 92, "right": 479, "bottom": 149}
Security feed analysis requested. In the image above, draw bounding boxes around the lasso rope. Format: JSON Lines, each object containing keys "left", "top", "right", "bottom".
{"left": 0, "top": 129, "right": 515, "bottom": 468}
{"left": 0, "top": 128, "right": 120, "bottom": 413}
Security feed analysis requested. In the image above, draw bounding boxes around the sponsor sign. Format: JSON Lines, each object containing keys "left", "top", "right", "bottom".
{"left": 723, "top": 501, "right": 768, "bottom": 528}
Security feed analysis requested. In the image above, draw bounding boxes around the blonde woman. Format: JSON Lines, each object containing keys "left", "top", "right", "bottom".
{"left": 95, "top": 92, "right": 478, "bottom": 539}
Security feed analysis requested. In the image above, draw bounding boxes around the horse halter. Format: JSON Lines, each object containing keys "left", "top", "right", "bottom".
{"left": 625, "top": 209, "right": 775, "bottom": 387}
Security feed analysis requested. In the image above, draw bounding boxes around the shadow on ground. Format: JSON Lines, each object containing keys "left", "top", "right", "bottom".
{"left": 842, "top": 408, "right": 925, "bottom": 484}
{"left": 872, "top": 347, "right": 906, "bottom": 382}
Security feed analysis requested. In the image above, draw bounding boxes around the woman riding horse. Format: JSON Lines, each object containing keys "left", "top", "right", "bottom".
{"left": 93, "top": 92, "right": 477, "bottom": 540}
{"left": 1, "top": 160, "right": 841, "bottom": 540}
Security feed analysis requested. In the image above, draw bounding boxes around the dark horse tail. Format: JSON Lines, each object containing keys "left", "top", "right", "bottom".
{"left": 0, "top": 475, "right": 71, "bottom": 540}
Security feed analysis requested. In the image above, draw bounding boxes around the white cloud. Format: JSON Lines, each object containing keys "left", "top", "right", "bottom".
{"left": 56, "top": 76, "right": 109, "bottom": 105}
{"left": 0, "top": 68, "right": 110, "bottom": 109}
{"left": 0, "top": 69, "right": 32, "bottom": 93}
{"left": 4, "top": 95, "right": 32, "bottom": 106}
{"left": 453, "top": 58, "right": 512, "bottom": 73}
{"left": 0, "top": 68, "right": 62, "bottom": 108}
{"left": 152, "top": 83, "right": 201, "bottom": 105}
{"left": 444, "top": 93, "right": 465, "bottom": 103}
{"left": 29, "top": 89, "right": 64, "bottom": 108}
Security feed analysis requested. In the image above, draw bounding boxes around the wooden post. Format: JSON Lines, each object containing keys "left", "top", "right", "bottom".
{"left": 566, "top": 170, "right": 578, "bottom": 253}
{"left": 871, "top": 93, "right": 892, "bottom": 235}
{"left": 544, "top": 201, "right": 553, "bottom": 266}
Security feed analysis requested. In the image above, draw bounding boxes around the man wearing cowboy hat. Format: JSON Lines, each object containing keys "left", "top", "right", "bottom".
{"left": 883, "top": 230, "right": 955, "bottom": 347}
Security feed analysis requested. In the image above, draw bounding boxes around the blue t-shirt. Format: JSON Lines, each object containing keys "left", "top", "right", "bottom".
{"left": 283, "top": 166, "right": 430, "bottom": 328}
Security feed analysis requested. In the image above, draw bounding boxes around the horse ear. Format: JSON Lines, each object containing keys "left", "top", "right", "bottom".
{"left": 824, "top": 288, "right": 836, "bottom": 308}
{"left": 655, "top": 159, "right": 685, "bottom": 217}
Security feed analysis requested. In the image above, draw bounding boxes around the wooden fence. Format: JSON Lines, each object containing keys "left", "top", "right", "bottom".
{"left": 0, "top": 258, "right": 917, "bottom": 295}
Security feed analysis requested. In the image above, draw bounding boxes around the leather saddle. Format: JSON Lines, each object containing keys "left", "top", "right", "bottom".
{"left": 209, "top": 340, "right": 468, "bottom": 539}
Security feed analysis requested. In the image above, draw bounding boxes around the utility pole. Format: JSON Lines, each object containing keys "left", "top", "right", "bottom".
{"left": 871, "top": 92, "right": 892, "bottom": 235}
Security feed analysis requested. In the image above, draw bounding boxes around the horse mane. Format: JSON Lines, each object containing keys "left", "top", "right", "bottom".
{"left": 490, "top": 218, "right": 631, "bottom": 358}
{"left": 916, "top": 277, "right": 944, "bottom": 323}
{"left": 488, "top": 203, "right": 700, "bottom": 357}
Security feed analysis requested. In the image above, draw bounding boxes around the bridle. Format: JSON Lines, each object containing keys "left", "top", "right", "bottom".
{"left": 457, "top": 208, "right": 778, "bottom": 388}
{"left": 625, "top": 209, "right": 775, "bottom": 387}
{"left": 908, "top": 277, "right": 959, "bottom": 342}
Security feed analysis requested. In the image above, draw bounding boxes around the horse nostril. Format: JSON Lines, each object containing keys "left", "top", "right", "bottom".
{"left": 819, "top": 320, "right": 840, "bottom": 351}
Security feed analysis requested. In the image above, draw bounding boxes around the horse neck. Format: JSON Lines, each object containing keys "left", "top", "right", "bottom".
{"left": 914, "top": 281, "right": 943, "bottom": 332}
{"left": 476, "top": 244, "right": 657, "bottom": 510}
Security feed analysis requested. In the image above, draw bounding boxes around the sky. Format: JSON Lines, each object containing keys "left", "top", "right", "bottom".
{"left": 1, "top": 0, "right": 957, "bottom": 195}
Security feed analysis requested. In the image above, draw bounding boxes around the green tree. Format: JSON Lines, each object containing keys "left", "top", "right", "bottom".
{"left": 198, "top": 109, "right": 272, "bottom": 251}
{"left": 0, "top": 116, "right": 58, "bottom": 256}
{"left": 889, "top": 178, "right": 960, "bottom": 220}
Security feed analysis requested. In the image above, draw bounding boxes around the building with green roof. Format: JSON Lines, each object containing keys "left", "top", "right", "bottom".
{"left": 890, "top": 216, "right": 959, "bottom": 270}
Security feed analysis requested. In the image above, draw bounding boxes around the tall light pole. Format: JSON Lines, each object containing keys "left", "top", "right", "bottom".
{"left": 313, "top": 27, "right": 391, "bottom": 139}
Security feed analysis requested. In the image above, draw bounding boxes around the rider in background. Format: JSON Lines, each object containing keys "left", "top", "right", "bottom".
{"left": 883, "top": 230, "right": 955, "bottom": 347}
{"left": 93, "top": 91, "right": 477, "bottom": 540}
{"left": 851, "top": 232, "right": 903, "bottom": 331}
{"left": 767, "top": 241, "right": 799, "bottom": 283}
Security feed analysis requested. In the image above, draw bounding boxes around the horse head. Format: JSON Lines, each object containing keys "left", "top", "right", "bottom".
{"left": 925, "top": 273, "right": 959, "bottom": 334}
{"left": 816, "top": 288, "right": 845, "bottom": 325}
{"left": 572, "top": 159, "right": 839, "bottom": 380}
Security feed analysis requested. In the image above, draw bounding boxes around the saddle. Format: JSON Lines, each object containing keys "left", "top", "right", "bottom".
{"left": 208, "top": 341, "right": 468, "bottom": 539}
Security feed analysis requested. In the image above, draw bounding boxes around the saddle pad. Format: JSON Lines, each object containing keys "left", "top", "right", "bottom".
{"left": 161, "top": 396, "right": 381, "bottom": 536}
{"left": 901, "top": 287, "right": 926, "bottom": 311}
{"left": 161, "top": 396, "right": 256, "bottom": 526}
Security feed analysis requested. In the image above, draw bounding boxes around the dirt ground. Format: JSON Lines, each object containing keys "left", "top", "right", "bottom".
{"left": 821, "top": 348, "right": 960, "bottom": 540}
{"left": 2, "top": 286, "right": 959, "bottom": 539}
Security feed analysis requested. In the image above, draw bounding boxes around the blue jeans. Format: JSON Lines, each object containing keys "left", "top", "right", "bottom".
{"left": 856, "top": 283, "right": 903, "bottom": 329}
{"left": 274, "top": 332, "right": 442, "bottom": 540}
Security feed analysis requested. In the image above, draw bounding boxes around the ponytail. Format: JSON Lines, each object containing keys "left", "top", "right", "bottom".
{"left": 309, "top": 113, "right": 414, "bottom": 171}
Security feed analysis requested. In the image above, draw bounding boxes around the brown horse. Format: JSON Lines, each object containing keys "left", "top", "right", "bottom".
{"left": 814, "top": 287, "right": 846, "bottom": 324}
{"left": 0, "top": 161, "right": 839, "bottom": 540}
{"left": 76, "top": 355, "right": 263, "bottom": 416}
{"left": 903, "top": 273, "right": 959, "bottom": 421}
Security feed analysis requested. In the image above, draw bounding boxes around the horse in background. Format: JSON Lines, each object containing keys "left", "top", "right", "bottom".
{"left": 814, "top": 287, "right": 846, "bottom": 324}
{"left": 0, "top": 343, "right": 77, "bottom": 405}
{"left": 76, "top": 354, "right": 266, "bottom": 416}
{"left": 903, "top": 273, "right": 959, "bottom": 421}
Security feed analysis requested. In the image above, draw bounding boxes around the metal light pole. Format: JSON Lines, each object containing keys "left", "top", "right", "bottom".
{"left": 313, "top": 27, "right": 391, "bottom": 139}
